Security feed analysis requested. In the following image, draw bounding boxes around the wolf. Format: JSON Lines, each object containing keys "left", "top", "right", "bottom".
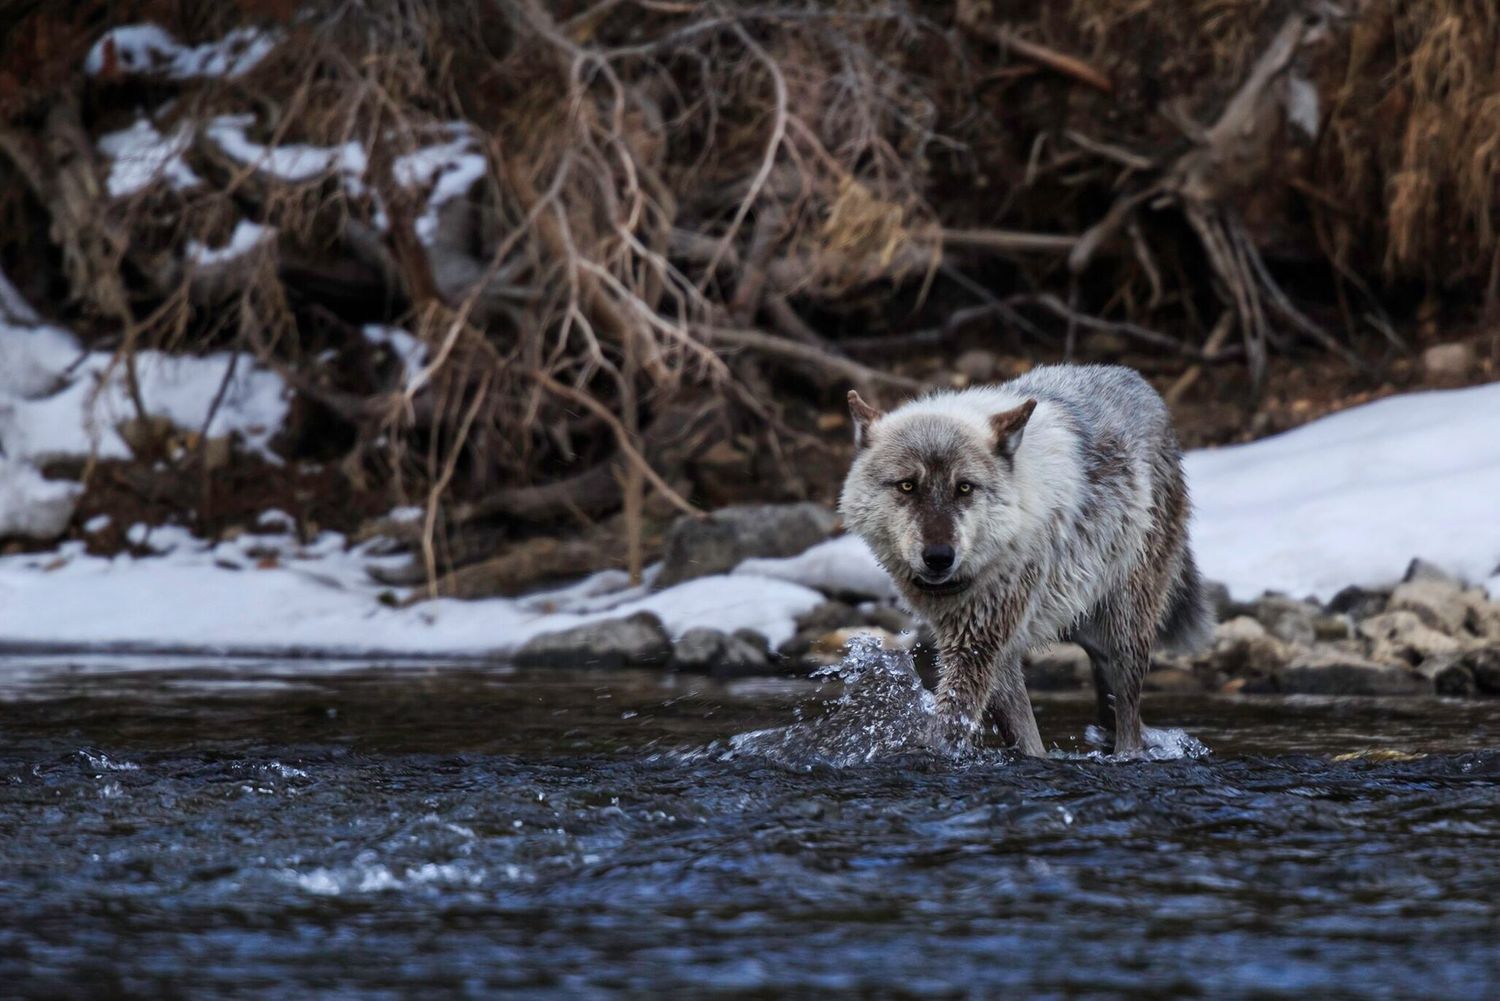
{"left": 839, "top": 364, "right": 1210, "bottom": 756}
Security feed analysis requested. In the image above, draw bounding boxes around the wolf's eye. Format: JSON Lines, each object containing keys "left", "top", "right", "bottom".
{"left": 898, "top": 480, "right": 915, "bottom": 493}
{"left": 957, "top": 481, "right": 974, "bottom": 495}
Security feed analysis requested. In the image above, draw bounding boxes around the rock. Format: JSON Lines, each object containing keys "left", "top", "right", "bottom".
{"left": 795, "top": 600, "right": 862, "bottom": 635}
{"left": 1203, "top": 580, "right": 1234, "bottom": 623}
{"left": 1387, "top": 579, "right": 1469, "bottom": 635}
{"left": 1275, "top": 652, "right": 1431, "bottom": 696}
{"left": 732, "top": 629, "right": 771, "bottom": 656}
{"left": 1312, "top": 614, "right": 1354, "bottom": 642}
{"left": 1208, "top": 616, "right": 1292, "bottom": 675}
{"left": 1144, "top": 667, "right": 1203, "bottom": 693}
{"left": 1421, "top": 342, "right": 1476, "bottom": 381}
{"left": 1325, "top": 585, "right": 1389, "bottom": 620}
{"left": 1359, "top": 610, "right": 1462, "bottom": 661}
{"left": 513, "top": 612, "right": 672, "bottom": 670}
{"left": 1415, "top": 654, "right": 1477, "bottom": 697}
{"left": 1403, "top": 557, "right": 1464, "bottom": 587}
{"left": 1463, "top": 647, "right": 1500, "bottom": 695}
{"left": 670, "top": 627, "right": 771, "bottom": 678}
{"left": 1253, "top": 594, "right": 1320, "bottom": 646}
{"left": 1024, "top": 643, "right": 1090, "bottom": 690}
{"left": 656, "top": 503, "right": 837, "bottom": 587}
{"left": 954, "top": 349, "right": 998, "bottom": 383}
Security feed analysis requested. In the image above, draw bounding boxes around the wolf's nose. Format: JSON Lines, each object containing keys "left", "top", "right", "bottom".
{"left": 922, "top": 543, "right": 955, "bottom": 573}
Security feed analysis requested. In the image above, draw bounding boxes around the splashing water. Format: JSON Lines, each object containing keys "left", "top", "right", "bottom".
{"left": 694, "top": 637, "right": 958, "bottom": 769}
{"left": 1078, "top": 723, "right": 1212, "bottom": 761}
{"left": 681, "top": 636, "right": 1211, "bottom": 767}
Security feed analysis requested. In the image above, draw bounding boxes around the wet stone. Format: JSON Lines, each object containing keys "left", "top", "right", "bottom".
{"left": 1325, "top": 585, "right": 1389, "bottom": 621}
{"left": 1275, "top": 652, "right": 1431, "bottom": 696}
{"left": 513, "top": 612, "right": 672, "bottom": 670}
{"left": 656, "top": 503, "right": 837, "bottom": 587}
{"left": 795, "top": 600, "right": 862, "bottom": 635}
{"left": 1417, "top": 654, "right": 1477, "bottom": 698}
{"left": 670, "top": 628, "right": 771, "bottom": 679}
{"left": 1465, "top": 647, "right": 1500, "bottom": 695}
{"left": 1253, "top": 594, "right": 1320, "bottom": 647}
{"left": 1387, "top": 579, "right": 1470, "bottom": 635}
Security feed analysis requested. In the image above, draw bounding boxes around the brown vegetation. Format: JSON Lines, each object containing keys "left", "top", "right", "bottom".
{"left": 1, "top": 0, "right": 1497, "bottom": 590}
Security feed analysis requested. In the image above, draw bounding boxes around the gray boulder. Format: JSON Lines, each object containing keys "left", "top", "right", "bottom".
{"left": 513, "top": 612, "right": 672, "bottom": 670}
{"left": 670, "top": 627, "right": 771, "bottom": 678}
{"left": 656, "top": 503, "right": 838, "bottom": 587}
{"left": 1463, "top": 647, "right": 1500, "bottom": 695}
{"left": 1325, "top": 585, "right": 1389, "bottom": 621}
{"left": 1275, "top": 652, "right": 1430, "bottom": 696}
{"left": 1253, "top": 594, "right": 1320, "bottom": 647}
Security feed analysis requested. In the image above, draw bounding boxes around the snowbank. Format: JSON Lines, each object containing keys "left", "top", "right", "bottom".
{"left": 0, "top": 322, "right": 288, "bottom": 465}
{"left": 1186, "top": 382, "right": 1500, "bottom": 600}
{"left": 0, "top": 525, "right": 824, "bottom": 657}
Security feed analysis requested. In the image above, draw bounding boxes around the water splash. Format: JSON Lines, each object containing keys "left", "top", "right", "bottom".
{"left": 1078, "top": 723, "right": 1211, "bottom": 761}
{"left": 687, "top": 637, "right": 960, "bottom": 769}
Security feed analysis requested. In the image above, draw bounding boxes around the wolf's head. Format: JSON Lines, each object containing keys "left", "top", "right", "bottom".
{"left": 838, "top": 389, "right": 1037, "bottom": 600}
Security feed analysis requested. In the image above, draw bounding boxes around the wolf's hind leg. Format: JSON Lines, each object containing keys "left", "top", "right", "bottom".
{"left": 1073, "top": 635, "right": 1116, "bottom": 732}
{"left": 1082, "top": 601, "right": 1151, "bottom": 755}
{"left": 989, "top": 654, "right": 1045, "bottom": 757}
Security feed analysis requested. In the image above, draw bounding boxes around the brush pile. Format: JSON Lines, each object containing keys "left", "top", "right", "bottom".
{"left": 1, "top": 0, "right": 1497, "bottom": 590}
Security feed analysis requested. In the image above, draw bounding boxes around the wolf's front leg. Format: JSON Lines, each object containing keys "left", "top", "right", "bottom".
{"left": 936, "top": 647, "right": 1045, "bottom": 757}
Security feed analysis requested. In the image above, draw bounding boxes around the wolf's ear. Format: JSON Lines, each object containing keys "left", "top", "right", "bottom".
{"left": 990, "top": 399, "right": 1037, "bottom": 462}
{"left": 848, "top": 390, "right": 884, "bottom": 450}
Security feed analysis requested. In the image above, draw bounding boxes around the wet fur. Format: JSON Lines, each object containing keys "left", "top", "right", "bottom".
{"left": 839, "top": 364, "right": 1210, "bottom": 756}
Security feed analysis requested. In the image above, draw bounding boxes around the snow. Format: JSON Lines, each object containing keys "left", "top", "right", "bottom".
{"left": 735, "top": 535, "right": 897, "bottom": 600}
{"left": 0, "top": 523, "right": 824, "bottom": 657}
{"left": 96, "top": 117, "right": 200, "bottom": 198}
{"left": 392, "top": 129, "right": 488, "bottom": 244}
{"left": 1186, "top": 382, "right": 1500, "bottom": 601}
{"left": 0, "top": 457, "right": 81, "bottom": 541}
{"left": 362, "top": 325, "right": 428, "bottom": 387}
{"left": 206, "top": 114, "right": 368, "bottom": 186}
{"left": 0, "top": 319, "right": 288, "bottom": 466}
{"left": 85, "top": 24, "right": 279, "bottom": 80}
{"left": 187, "top": 220, "right": 275, "bottom": 266}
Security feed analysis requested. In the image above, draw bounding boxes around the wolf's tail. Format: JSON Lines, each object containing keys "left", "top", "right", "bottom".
{"left": 1157, "top": 548, "right": 1213, "bottom": 652}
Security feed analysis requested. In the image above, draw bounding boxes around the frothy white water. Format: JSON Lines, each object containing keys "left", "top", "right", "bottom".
{"left": 672, "top": 637, "right": 1211, "bottom": 768}
{"left": 681, "top": 638, "right": 966, "bottom": 769}
{"left": 1077, "top": 723, "right": 1211, "bottom": 761}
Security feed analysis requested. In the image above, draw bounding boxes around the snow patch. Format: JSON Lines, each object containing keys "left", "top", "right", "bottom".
{"left": 0, "top": 457, "right": 81, "bottom": 541}
{"left": 86, "top": 24, "right": 279, "bottom": 80}
{"left": 187, "top": 219, "right": 275, "bottom": 266}
{"left": 206, "top": 114, "right": 368, "bottom": 187}
{"left": 362, "top": 325, "right": 429, "bottom": 387}
{"left": 1187, "top": 382, "right": 1500, "bottom": 600}
{"left": 0, "top": 322, "right": 289, "bottom": 465}
{"left": 392, "top": 128, "right": 488, "bottom": 244}
{"left": 97, "top": 117, "right": 200, "bottom": 198}
{"left": 734, "top": 534, "right": 896, "bottom": 600}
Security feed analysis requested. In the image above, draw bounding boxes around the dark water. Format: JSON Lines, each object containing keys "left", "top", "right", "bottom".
{"left": 3, "top": 649, "right": 1500, "bottom": 999}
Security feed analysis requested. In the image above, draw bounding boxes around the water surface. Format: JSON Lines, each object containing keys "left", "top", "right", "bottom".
{"left": 2, "top": 652, "right": 1498, "bottom": 998}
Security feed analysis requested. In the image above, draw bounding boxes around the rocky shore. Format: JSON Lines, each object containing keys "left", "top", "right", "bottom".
{"left": 510, "top": 505, "right": 1500, "bottom": 698}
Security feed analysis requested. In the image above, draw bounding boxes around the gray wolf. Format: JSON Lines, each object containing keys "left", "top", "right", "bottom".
{"left": 839, "top": 364, "right": 1209, "bottom": 756}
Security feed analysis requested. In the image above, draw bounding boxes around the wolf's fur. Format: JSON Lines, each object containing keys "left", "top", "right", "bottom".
{"left": 839, "top": 364, "right": 1210, "bottom": 755}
